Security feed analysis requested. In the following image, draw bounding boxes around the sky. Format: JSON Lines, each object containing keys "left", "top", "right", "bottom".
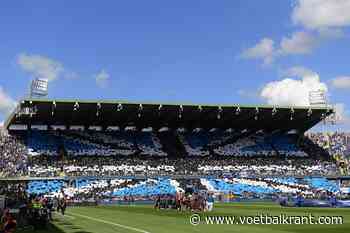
{"left": 0, "top": 0, "right": 349, "bottom": 130}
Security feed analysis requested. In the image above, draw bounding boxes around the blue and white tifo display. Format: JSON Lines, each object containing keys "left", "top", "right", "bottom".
{"left": 1, "top": 98, "right": 350, "bottom": 211}
{"left": 22, "top": 176, "right": 350, "bottom": 208}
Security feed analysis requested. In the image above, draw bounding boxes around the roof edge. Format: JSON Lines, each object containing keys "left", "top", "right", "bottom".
{"left": 20, "top": 97, "right": 335, "bottom": 111}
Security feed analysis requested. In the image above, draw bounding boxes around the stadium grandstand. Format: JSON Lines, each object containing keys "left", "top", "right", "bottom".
{"left": 1, "top": 98, "right": 350, "bottom": 232}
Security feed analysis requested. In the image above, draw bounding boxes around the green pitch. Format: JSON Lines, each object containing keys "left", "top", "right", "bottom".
{"left": 20, "top": 203, "right": 350, "bottom": 233}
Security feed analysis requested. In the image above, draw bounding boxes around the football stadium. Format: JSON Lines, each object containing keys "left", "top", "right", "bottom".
{"left": 1, "top": 98, "right": 350, "bottom": 233}
{"left": 1, "top": 1, "right": 350, "bottom": 233}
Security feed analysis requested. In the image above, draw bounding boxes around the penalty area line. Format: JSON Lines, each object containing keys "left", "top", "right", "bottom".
{"left": 69, "top": 212, "right": 151, "bottom": 233}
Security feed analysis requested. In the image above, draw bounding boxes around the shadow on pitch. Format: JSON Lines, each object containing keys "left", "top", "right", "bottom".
{"left": 18, "top": 223, "right": 94, "bottom": 233}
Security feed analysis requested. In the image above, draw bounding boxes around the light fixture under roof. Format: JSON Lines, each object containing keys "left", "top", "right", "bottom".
{"left": 116, "top": 103, "right": 123, "bottom": 111}
{"left": 217, "top": 106, "right": 223, "bottom": 119}
{"left": 96, "top": 103, "right": 101, "bottom": 116}
{"left": 235, "top": 106, "right": 241, "bottom": 115}
{"left": 272, "top": 106, "right": 277, "bottom": 116}
{"left": 307, "top": 108, "right": 312, "bottom": 117}
{"left": 290, "top": 107, "right": 295, "bottom": 120}
{"left": 254, "top": 107, "right": 259, "bottom": 120}
{"left": 178, "top": 105, "right": 183, "bottom": 119}
{"left": 73, "top": 102, "right": 79, "bottom": 111}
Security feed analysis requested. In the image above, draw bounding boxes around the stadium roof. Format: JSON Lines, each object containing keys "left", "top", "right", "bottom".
{"left": 5, "top": 98, "right": 334, "bottom": 133}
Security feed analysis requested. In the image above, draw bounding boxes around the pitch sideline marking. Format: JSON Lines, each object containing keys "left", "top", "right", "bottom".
{"left": 59, "top": 214, "right": 76, "bottom": 220}
{"left": 68, "top": 212, "right": 151, "bottom": 233}
{"left": 54, "top": 212, "right": 76, "bottom": 220}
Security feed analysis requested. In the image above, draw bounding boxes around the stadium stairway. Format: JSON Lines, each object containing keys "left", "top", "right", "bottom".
{"left": 209, "top": 129, "right": 253, "bottom": 151}
{"left": 157, "top": 131, "right": 187, "bottom": 157}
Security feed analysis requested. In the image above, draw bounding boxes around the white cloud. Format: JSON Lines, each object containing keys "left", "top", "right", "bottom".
{"left": 95, "top": 70, "right": 110, "bottom": 88}
{"left": 17, "top": 53, "right": 64, "bottom": 81}
{"left": 331, "top": 76, "right": 350, "bottom": 89}
{"left": 292, "top": 0, "right": 350, "bottom": 30}
{"left": 241, "top": 1, "right": 350, "bottom": 66}
{"left": 0, "top": 87, "right": 16, "bottom": 117}
{"left": 240, "top": 38, "right": 275, "bottom": 65}
{"left": 241, "top": 32, "right": 318, "bottom": 65}
{"left": 260, "top": 67, "right": 328, "bottom": 106}
{"left": 279, "top": 31, "right": 317, "bottom": 55}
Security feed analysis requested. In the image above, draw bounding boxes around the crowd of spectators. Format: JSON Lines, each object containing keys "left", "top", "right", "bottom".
{"left": 0, "top": 129, "right": 349, "bottom": 178}
{"left": 0, "top": 132, "right": 27, "bottom": 177}
{"left": 201, "top": 176, "right": 342, "bottom": 198}
{"left": 26, "top": 156, "right": 338, "bottom": 177}
{"left": 22, "top": 176, "right": 345, "bottom": 201}
{"left": 306, "top": 132, "right": 350, "bottom": 159}
{"left": 0, "top": 185, "right": 67, "bottom": 232}
{"left": 0, "top": 175, "right": 347, "bottom": 233}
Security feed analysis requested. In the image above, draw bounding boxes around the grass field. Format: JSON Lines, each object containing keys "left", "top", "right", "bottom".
{"left": 20, "top": 203, "right": 350, "bottom": 233}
